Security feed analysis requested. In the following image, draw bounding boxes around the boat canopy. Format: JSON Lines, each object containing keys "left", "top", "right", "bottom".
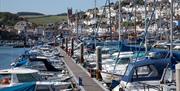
{"left": 122, "top": 58, "right": 172, "bottom": 82}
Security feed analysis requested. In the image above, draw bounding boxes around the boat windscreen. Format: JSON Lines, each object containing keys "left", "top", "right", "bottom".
{"left": 17, "top": 73, "right": 41, "bottom": 82}
{"left": 125, "top": 64, "right": 133, "bottom": 76}
{"left": 116, "top": 58, "right": 130, "bottom": 64}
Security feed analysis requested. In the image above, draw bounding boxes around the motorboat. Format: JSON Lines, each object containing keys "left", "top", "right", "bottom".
{"left": 0, "top": 67, "right": 42, "bottom": 89}
{"left": 100, "top": 52, "right": 134, "bottom": 83}
{"left": 101, "top": 51, "right": 146, "bottom": 83}
{"left": 11, "top": 55, "right": 62, "bottom": 72}
{"left": 160, "top": 66, "right": 176, "bottom": 91}
{"left": 0, "top": 68, "right": 73, "bottom": 91}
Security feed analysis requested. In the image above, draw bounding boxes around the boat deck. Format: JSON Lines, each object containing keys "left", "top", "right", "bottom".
{"left": 58, "top": 47, "right": 106, "bottom": 91}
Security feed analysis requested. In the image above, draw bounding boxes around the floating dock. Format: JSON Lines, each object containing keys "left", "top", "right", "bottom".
{"left": 58, "top": 47, "right": 106, "bottom": 91}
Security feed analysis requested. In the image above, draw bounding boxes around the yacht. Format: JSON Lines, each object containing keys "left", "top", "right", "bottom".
{"left": 101, "top": 51, "right": 146, "bottom": 83}
{"left": 113, "top": 52, "right": 174, "bottom": 91}
{"left": 100, "top": 52, "right": 134, "bottom": 83}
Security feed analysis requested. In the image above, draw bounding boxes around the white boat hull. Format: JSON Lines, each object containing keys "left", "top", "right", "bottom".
{"left": 100, "top": 71, "right": 121, "bottom": 83}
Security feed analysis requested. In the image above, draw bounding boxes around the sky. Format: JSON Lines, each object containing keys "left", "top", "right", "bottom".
{"left": 0, "top": 0, "right": 116, "bottom": 15}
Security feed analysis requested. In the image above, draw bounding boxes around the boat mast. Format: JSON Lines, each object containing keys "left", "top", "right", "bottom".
{"left": 75, "top": 10, "right": 79, "bottom": 35}
{"left": 118, "top": 0, "right": 122, "bottom": 41}
{"left": 134, "top": 2, "right": 137, "bottom": 42}
{"left": 159, "top": 2, "right": 162, "bottom": 40}
{"left": 144, "top": 0, "right": 148, "bottom": 54}
{"left": 94, "top": 0, "right": 97, "bottom": 48}
{"left": 95, "top": 0, "right": 97, "bottom": 15}
{"left": 170, "top": 0, "right": 173, "bottom": 58}
{"left": 24, "top": 23, "right": 28, "bottom": 47}
{"left": 108, "top": 0, "right": 112, "bottom": 41}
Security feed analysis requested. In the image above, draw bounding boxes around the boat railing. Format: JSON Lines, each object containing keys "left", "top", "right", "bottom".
{"left": 138, "top": 82, "right": 160, "bottom": 91}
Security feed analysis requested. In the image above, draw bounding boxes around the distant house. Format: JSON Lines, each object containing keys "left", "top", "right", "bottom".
{"left": 14, "top": 21, "right": 32, "bottom": 34}
{"left": 46, "top": 23, "right": 55, "bottom": 30}
{"left": 34, "top": 26, "right": 45, "bottom": 36}
{"left": 67, "top": 8, "right": 73, "bottom": 25}
{"left": 6, "top": 26, "right": 17, "bottom": 33}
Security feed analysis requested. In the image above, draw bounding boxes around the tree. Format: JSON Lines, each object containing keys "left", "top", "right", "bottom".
{"left": 0, "top": 12, "right": 21, "bottom": 26}
{"left": 135, "top": 0, "right": 144, "bottom": 5}
{"left": 122, "top": 21, "right": 134, "bottom": 28}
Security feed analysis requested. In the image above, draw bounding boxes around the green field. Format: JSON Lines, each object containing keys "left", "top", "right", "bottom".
{"left": 27, "top": 15, "right": 67, "bottom": 25}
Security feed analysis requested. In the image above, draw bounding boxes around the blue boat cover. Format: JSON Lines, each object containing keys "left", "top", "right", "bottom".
{"left": 14, "top": 58, "right": 28, "bottom": 67}
{"left": 0, "top": 82, "right": 36, "bottom": 91}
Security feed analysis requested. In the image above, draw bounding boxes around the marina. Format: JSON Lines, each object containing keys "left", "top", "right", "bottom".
{"left": 0, "top": 45, "right": 79, "bottom": 91}
{"left": 0, "top": 40, "right": 180, "bottom": 91}
{"left": 0, "top": 0, "right": 180, "bottom": 91}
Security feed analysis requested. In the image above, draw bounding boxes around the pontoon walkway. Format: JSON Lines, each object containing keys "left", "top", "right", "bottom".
{"left": 58, "top": 47, "right": 106, "bottom": 91}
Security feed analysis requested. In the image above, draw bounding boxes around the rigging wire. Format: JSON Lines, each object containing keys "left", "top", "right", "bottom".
{"left": 134, "top": 0, "right": 157, "bottom": 63}
{"left": 121, "top": 0, "right": 158, "bottom": 88}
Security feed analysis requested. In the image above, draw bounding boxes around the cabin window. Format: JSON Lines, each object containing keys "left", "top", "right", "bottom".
{"left": 29, "top": 61, "right": 47, "bottom": 71}
{"left": 125, "top": 64, "right": 133, "bottom": 76}
{"left": 133, "top": 65, "right": 158, "bottom": 80}
{"left": 101, "top": 50, "right": 108, "bottom": 54}
{"left": 136, "top": 66, "right": 150, "bottom": 75}
{"left": 17, "top": 73, "right": 37, "bottom": 82}
{"left": 148, "top": 52, "right": 169, "bottom": 59}
{"left": 133, "top": 65, "right": 152, "bottom": 78}
{"left": 153, "top": 45, "right": 168, "bottom": 49}
{"left": 116, "top": 58, "right": 130, "bottom": 64}
{"left": 36, "top": 85, "right": 51, "bottom": 91}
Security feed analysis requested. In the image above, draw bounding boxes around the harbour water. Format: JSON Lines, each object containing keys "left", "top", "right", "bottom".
{"left": 0, "top": 47, "right": 28, "bottom": 69}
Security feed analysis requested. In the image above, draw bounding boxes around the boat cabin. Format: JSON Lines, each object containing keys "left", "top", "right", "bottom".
{"left": 0, "top": 68, "right": 72, "bottom": 91}
{"left": 13, "top": 56, "right": 60, "bottom": 71}
{"left": 113, "top": 58, "right": 172, "bottom": 91}
{"left": 0, "top": 68, "right": 42, "bottom": 87}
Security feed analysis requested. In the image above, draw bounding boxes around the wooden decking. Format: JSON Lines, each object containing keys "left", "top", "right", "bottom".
{"left": 58, "top": 47, "right": 106, "bottom": 91}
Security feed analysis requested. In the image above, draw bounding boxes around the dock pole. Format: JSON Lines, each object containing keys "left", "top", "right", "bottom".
{"left": 71, "top": 38, "right": 74, "bottom": 57}
{"left": 65, "top": 38, "right": 68, "bottom": 53}
{"left": 61, "top": 42, "right": 64, "bottom": 49}
{"left": 61, "top": 37, "right": 64, "bottom": 49}
{"left": 96, "top": 46, "right": 102, "bottom": 80}
{"left": 80, "top": 43, "right": 84, "bottom": 64}
{"left": 176, "top": 63, "right": 180, "bottom": 91}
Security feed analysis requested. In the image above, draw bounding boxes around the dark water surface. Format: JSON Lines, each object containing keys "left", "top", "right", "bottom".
{"left": 0, "top": 47, "right": 28, "bottom": 69}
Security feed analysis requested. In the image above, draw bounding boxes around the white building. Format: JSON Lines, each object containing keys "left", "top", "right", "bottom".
{"left": 34, "top": 26, "right": 45, "bottom": 36}
{"left": 14, "top": 21, "right": 32, "bottom": 34}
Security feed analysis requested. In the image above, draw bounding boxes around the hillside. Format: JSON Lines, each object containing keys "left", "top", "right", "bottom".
{"left": 17, "top": 12, "right": 44, "bottom": 16}
{"left": 27, "top": 15, "right": 67, "bottom": 25}
{"left": 0, "top": 12, "right": 67, "bottom": 26}
{"left": 0, "top": 12, "right": 22, "bottom": 26}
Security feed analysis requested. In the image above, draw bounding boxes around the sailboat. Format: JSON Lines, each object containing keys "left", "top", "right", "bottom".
{"left": 100, "top": 51, "right": 146, "bottom": 83}
{"left": 113, "top": 0, "right": 179, "bottom": 91}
